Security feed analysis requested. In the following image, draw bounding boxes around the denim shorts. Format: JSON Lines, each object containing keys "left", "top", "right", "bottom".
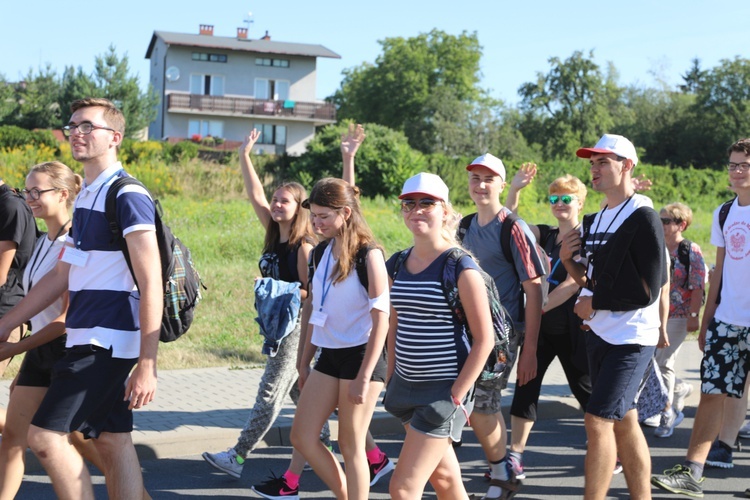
{"left": 701, "top": 318, "right": 750, "bottom": 397}
{"left": 383, "top": 372, "right": 472, "bottom": 441}
{"left": 586, "top": 331, "right": 655, "bottom": 421}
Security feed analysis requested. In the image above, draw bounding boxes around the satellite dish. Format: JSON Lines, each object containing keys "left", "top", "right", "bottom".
{"left": 165, "top": 66, "right": 180, "bottom": 82}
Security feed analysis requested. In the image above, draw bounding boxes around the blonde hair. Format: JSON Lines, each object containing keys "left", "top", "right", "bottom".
{"left": 28, "top": 161, "right": 82, "bottom": 208}
{"left": 307, "top": 178, "right": 382, "bottom": 284}
{"left": 661, "top": 202, "right": 693, "bottom": 230}
{"left": 549, "top": 174, "right": 587, "bottom": 204}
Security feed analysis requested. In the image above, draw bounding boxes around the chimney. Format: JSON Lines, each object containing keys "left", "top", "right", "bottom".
{"left": 261, "top": 30, "right": 271, "bottom": 41}
{"left": 237, "top": 27, "right": 248, "bottom": 39}
{"left": 199, "top": 24, "right": 214, "bottom": 36}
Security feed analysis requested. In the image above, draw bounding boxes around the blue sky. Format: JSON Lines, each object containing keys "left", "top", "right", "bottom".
{"left": 2, "top": 0, "right": 747, "bottom": 105}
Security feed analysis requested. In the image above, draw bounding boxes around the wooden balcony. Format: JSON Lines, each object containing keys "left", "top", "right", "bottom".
{"left": 167, "top": 93, "right": 336, "bottom": 123}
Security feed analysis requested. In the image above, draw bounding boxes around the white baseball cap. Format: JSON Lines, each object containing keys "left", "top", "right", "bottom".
{"left": 466, "top": 153, "right": 506, "bottom": 180}
{"left": 576, "top": 134, "right": 639, "bottom": 166}
{"left": 399, "top": 172, "right": 449, "bottom": 201}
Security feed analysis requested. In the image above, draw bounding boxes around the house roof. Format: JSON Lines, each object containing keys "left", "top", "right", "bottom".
{"left": 145, "top": 31, "right": 341, "bottom": 60}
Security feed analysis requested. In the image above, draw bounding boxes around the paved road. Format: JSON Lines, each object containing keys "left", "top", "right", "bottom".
{"left": 16, "top": 406, "right": 749, "bottom": 499}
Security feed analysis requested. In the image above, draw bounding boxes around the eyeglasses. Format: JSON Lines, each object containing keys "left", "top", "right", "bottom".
{"left": 727, "top": 162, "right": 750, "bottom": 172}
{"left": 660, "top": 217, "right": 681, "bottom": 225}
{"left": 400, "top": 198, "right": 440, "bottom": 213}
{"left": 21, "top": 187, "right": 59, "bottom": 200}
{"left": 548, "top": 194, "right": 578, "bottom": 205}
{"left": 62, "top": 121, "right": 116, "bottom": 138}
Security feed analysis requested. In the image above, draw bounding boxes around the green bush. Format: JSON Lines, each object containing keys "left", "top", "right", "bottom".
{"left": 0, "top": 126, "right": 58, "bottom": 151}
{"left": 166, "top": 140, "right": 200, "bottom": 162}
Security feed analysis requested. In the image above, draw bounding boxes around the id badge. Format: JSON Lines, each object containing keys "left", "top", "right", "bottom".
{"left": 60, "top": 247, "right": 89, "bottom": 267}
{"left": 309, "top": 310, "right": 328, "bottom": 327}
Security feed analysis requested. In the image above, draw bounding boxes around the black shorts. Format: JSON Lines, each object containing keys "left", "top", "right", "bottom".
{"left": 16, "top": 335, "right": 67, "bottom": 388}
{"left": 31, "top": 344, "right": 137, "bottom": 438}
{"left": 314, "top": 344, "right": 386, "bottom": 382}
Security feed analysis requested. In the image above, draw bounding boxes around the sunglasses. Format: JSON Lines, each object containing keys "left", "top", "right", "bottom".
{"left": 661, "top": 218, "right": 681, "bottom": 225}
{"left": 548, "top": 194, "right": 578, "bottom": 205}
{"left": 400, "top": 198, "right": 440, "bottom": 213}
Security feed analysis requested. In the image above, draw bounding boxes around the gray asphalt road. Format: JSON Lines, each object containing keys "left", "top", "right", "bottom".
{"left": 16, "top": 407, "right": 749, "bottom": 498}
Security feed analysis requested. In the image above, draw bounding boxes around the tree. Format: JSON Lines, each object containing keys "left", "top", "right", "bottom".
{"left": 288, "top": 122, "right": 426, "bottom": 198}
{"left": 679, "top": 58, "right": 705, "bottom": 94}
{"left": 3, "top": 66, "right": 62, "bottom": 130}
{"left": 332, "top": 30, "right": 484, "bottom": 153}
{"left": 518, "top": 50, "right": 623, "bottom": 159}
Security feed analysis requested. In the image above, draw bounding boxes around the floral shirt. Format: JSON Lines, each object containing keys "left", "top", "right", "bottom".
{"left": 669, "top": 240, "right": 706, "bottom": 318}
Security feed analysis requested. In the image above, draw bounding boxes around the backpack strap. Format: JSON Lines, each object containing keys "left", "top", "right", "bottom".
{"left": 500, "top": 212, "right": 519, "bottom": 267}
{"left": 307, "top": 240, "right": 330, "bottom": 287}
{"left": 104, "top": 176, "right": 147, "bottom": 286}
{"left": 308, "top": 240, "right": 372, "bottom": 292}
{"left": 387, "top": 248, "right": 411, "bottom": 281}
{"left": 457, "top": 213, "right": 477, "bottom": 243}
{"left": 677, "top": 239, "right": 691, "bottom": 286}
{"left": 715, "top": 198, "right": 735, "bottom": 305}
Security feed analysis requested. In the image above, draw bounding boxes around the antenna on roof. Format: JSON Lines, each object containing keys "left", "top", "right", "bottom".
{"left": 243, "top": 11, "right": 254, "bottom": 30}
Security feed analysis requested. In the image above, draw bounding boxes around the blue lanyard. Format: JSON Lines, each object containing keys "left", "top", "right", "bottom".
{"left": 74, "top": 171, "right": 120, "bottom": 249}
{"left": 319, "top": 247, "right": 334, "bottom": 311}
{"left": 546, "top": 258, "right": 562, "bottom": 285}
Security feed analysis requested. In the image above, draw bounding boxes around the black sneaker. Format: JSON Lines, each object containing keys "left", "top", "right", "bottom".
{"left": 251, "top": 473, "right": 299, "bottom": 500}
{"left": 651, "top": 464, "right": 704, "bottom": 498}
{"left": 369, "top": 453, "right": 395, "bottom": 486}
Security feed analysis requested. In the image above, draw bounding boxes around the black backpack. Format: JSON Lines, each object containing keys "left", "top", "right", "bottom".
{"left": 715, "top": 198, "right": 734, "bottom": 305}
{"left": 389, "top": 247, "right": 513, "bottom": 383}
{"left": 308, "top": 240, "right": 372, "bottom": 291}
{"left": 458, "top": 212, "right": 550, "bottom": 322}
{"left": 105, "top": 176, "right": 205, "bottom": 342}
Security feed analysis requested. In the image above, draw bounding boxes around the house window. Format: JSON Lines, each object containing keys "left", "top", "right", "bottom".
{"left": 192, "top": 52, "right": 227, "bottom": 63}
{"left": 255, "top": 57, "right": 289, "bottom": 68}
{"left": 188, "top": 120, "right": 224, "bottom": 138}
{"left": 190, "top": 74, "right": 225, "bottom": 96}
{"left": 254, "top": 124, "right": 286, "bottom": 145}
{"left": 254, "top": 78, "right": 289, "bottom": 100}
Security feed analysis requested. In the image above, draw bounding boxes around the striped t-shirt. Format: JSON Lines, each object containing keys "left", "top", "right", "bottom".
{"left": 65, "top": 164, "right": 156, "bottom": 359}
{"left": 388, "top": 248, "right": 476, "bottom": 382}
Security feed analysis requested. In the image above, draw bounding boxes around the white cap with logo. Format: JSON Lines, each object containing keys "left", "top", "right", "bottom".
{"left": 399, "top": 172, "right": 450, "bottom": 201}
{"left": 576, "top": 134, "right": 638, "bottom": 166}
{"left": 466, "top": 153, "right": 506, "bottom": 181}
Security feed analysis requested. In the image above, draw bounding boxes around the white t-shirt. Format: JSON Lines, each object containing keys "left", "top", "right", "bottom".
{"left": 309, "top": 243, "right": 389, "bottom": 348}
{"left": 711, "top": 198, "right": 750, "bottom": 327}
{"left": 578, "top": 194, "right": 662, "bottom": 346}
{"left": 22, "top": 233, "right": 67, "bottom": 333}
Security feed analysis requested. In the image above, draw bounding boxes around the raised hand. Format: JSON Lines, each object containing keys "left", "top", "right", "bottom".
{"left": 239, "top": 129, "right": 261, "bottom": 157}
{"left": 341, "top": 123, "right": 366, "bottom": 158}
{"left": 632, "top": 173, "right": 653, "bottom": 192}
{"left": 511, "top": 162, "right": 537, "bottom": 191}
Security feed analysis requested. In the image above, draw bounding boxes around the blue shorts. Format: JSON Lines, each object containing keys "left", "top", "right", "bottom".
{"left": 586, "top": 331, "right": 655, "bottom": 421}
{"left": 701, "top": 318, "right": 750, "bottom": 397}
{"left": 383, "top": 372, "right": 472, "bottom": 441}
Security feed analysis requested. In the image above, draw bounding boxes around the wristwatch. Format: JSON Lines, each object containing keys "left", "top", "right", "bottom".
{"left": 689, "top": 312, "right": 699, "bottom": 318}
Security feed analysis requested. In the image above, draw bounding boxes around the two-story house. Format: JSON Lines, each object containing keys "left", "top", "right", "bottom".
{"left": 145, "top": 25, "right": 340, "bottom": 155}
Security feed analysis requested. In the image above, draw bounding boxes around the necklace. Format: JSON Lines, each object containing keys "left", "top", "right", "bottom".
{"left": 588, "top": 195, "right": 634, "bottom": 271}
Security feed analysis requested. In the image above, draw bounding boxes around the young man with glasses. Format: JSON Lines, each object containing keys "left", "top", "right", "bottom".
{"left": 460, "top": 153, "right": 546, "bottom": 500}
{"left": 560, "top": 134, "right": 668, "bottom": 499}
{"left": 0, "top": 98, "right": 161, "bottom": 499}
{"left": 652, "top": 138, "right": 750, "bottom": 498}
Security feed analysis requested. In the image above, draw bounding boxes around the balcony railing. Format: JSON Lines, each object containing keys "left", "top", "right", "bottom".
{"left": 167, "top": 94, "right": 336, "bottom": 122}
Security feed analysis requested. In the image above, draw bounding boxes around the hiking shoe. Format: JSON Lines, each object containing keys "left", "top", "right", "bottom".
{"left": 251, "top": 473, "right": 299, "bottom": 500}
{"left": 706, "top": 439, "right": 733, "bottom": 468}
{"left": 369, "top": 453, "right": 395, "bottom": 486}
{"left": 655, "top": 409, "right": 684, "bottom": 438}
{"left": 613, "top": 457, "right": 623, "bottom": 475}
{"left": 673, "top": 382, "right": 694, "bottom": 413}
{"left": 642, "top": 413, "right": 661, "bottom": 427}
{"left": 744, "top": 486, "right": 750, "bottom": 498}
{"left": 507, "top": 455, "right": 526, "bottom": 480}
{"left": 202, "top": 448, "right": 244, "bottom": 479}
{"left": 651, "top": 464, "right": 704, "bottom": 498}
{"left": 740, "top": 420, "right": 750, "bottom": 439}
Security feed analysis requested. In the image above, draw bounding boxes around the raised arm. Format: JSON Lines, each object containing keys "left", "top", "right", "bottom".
{"left": 504, "top": 162, "right": 537, "bottom": 213}
{"left": 341, "top": 123, "right": 365, "bottom": 186}
{"left": 239, "top": 129, "right": 273, "bottom": 229}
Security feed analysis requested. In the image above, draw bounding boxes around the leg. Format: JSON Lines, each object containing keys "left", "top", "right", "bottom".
{"left": 654, "top": 318, "right": 689, "bottom": 407}
{"left": 718, "top": 376, "right": 750, "bottom": 445}
{"left": 686, "top": 392, "right": 726, "bottom": 463}
{"left": 583, "top": 413, "right": 616, "bottom": 500}
{"left": 390, "top": 425, "right": 462, "bottom": 500}
{"left": 0, "top": 326, "right": 22, "bottom": 377}
{"left": 69, "top": 431, "right": 106, "bottom": 471}
{"left": 0, "top": 385, "right": 47, "bottom": 500}
{"left": 336, "top": 378, "right": 383, "bottom": 500}
{"left": 613, "top": 409, "right": 652, "bottom": 499}
{"left": 428, "top": 444, "right": 469, "bottom": 500}
{"left": 27, "top": 425, "right": 94, "bottom": 500}
{"left": 290, "top": 370, "right": 345, "bottom": 499}
{"left": 471, "top": 377, "right": 507, "bottom": 462}
{"left": 92, "top": 432, "right": 146, "bottom": 500}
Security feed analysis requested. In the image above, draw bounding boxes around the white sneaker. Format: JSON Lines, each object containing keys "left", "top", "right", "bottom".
{"left": 202, "top": 448, "right": 244, "bottom": 479}
{"left": 739, "top": 420, "right": 750, "bottom": 439}
{"left": 643, "top": 413, "right": 661, "bottom": 428}
{"left": 673, "top": 382, "right": 694, "bottom": 414}
{"left": 655, "top": 409, "right": 684, "bottom": 438}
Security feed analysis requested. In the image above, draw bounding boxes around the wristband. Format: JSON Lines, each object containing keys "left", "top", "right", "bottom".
{"left": 452, "top": 394, "right": 471, "bottom": 426}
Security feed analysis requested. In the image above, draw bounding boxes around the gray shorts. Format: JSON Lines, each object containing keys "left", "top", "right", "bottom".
{"left": 384, "top": 372, "right": 472, "bottom": 442}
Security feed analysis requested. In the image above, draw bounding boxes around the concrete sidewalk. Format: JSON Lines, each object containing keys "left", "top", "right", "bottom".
{"left": 0, "top": 339, "right": 705, "bottom": 466}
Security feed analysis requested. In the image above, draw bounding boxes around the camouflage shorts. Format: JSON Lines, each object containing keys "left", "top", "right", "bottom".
{"left": 474, "top": 325, "right": 523, "bottom": 414}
